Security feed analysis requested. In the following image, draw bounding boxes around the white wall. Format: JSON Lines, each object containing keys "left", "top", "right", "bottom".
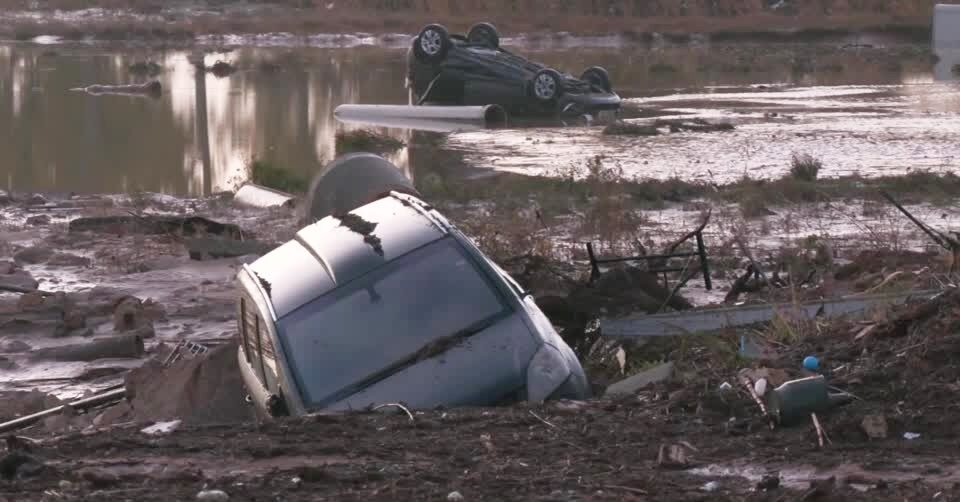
{"left": 934, "top": 4, "right": 960, "bottom": 48}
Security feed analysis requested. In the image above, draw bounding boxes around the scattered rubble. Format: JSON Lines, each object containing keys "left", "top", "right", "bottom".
{"left": 604, "top": 361, "right": 673, "bottom": 396}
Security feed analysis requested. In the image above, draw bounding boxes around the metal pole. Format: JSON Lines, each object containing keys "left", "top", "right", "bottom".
{"left": 0, "top": 387, "right": 126, "bottom": 435}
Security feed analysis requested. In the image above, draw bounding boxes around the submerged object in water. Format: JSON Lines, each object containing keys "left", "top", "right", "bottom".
{"left": 70, "top": 80, "right": 162, "bottom": 98}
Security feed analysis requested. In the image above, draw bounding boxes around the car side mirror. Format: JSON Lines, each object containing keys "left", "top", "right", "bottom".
{"left": 266, "top": 393, "right": 290, "bottom": 417}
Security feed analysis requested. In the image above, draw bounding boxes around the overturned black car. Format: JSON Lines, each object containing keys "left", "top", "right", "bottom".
{"left": 406, "top": 22, "right": 621, "bottom": 118}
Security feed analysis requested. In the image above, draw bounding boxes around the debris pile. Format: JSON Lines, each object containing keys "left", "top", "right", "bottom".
{"left": 124, "top": 340, "right": 252, "bottom": 425}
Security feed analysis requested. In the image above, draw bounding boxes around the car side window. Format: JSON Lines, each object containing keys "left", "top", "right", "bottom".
{"left": 239, "top": 294, "right": 281, "bottom": 392}
{"left": 257, "top": 316, "right": 281, "bottom": 392}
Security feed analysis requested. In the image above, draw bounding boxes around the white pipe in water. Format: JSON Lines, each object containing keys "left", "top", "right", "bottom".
{"left": 934, "top": 4, "right": 960, "bottom": 49}
{"left": 334, "top": 104, "right": 508, "bottom": 128}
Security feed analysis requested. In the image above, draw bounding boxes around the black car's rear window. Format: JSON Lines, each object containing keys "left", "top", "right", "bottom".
{"left": 276, "top": 237, "right": 511, "bottom": 408}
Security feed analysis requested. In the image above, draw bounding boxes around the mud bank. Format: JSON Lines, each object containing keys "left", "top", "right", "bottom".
{"left": 5, "top": 288, "right": 960, "bottom": 501}
{"left": 0, "top": 0, "right": 936, "bottom": 45}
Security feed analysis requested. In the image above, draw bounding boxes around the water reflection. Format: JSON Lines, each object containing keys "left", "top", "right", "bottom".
{"left": 0, "top": 45, "right": 411, "bottom": 195}
{"left": 0, "top": 43, "right": 942, "bottom": 195}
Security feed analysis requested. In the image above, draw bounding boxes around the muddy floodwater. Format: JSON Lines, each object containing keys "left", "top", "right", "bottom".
{"left": 0, "top": 42, "right": 953, "bottom": 195}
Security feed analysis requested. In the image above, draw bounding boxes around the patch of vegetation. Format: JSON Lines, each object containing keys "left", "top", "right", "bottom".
{"left": 789, "top": 153, "right": 822, "bottom": 182}
{"left": 737, "top": 189, "right": 776, "bottom": 219}
{"left": 248, "top": 159, "right": 309, "bottom": 194}
{"left": 602, "top": 121, "right": 659, "bottom": 137}
{"left": 953, "top": 64, "right": 960, "bottom": 76}
{"left": 334, "top": 129, "right": 404, "bottom": 156}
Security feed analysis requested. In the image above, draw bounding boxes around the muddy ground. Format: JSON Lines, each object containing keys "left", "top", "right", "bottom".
{"left": 1, "top": 183, "right": 959, "bottom": 500}
{"left": 4, "top": 287, "right": 960, "bottom": 501}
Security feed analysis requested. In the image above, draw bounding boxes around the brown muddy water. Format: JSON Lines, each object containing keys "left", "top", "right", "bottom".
{"left": 0, "top": 42, "right": 953, "bottom": 195}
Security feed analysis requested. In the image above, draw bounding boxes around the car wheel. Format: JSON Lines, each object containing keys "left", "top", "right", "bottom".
{"left": 530, "top": 68, "right": 563, "bottom": 102}
{"left": 413, "top": 24, "right": 451, "bottom": 64}
{"left": 467, "top": 22, "right": 500, "bottom": 48}
{"left": 581, "top": 66, "right": 612, "bottom": 92}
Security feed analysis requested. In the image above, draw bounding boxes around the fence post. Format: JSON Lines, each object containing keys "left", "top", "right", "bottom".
{"left": 696, "top": 231, "right": 712, "bottom": 291}
{"left": 586, "top": 242, "right": 601, "bottom": 283}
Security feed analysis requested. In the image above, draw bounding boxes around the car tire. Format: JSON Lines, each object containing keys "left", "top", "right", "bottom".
{"left": 581, "top": 66, "right": 612, "bottom": 92}
{"left": 413, "top": 24, "right": 451, "bottom": 64}
{"left": 467, "top": 22, "right": 500, "bottom": 48}
{"left": 530, "top": 68, "right": 564, "bottom": 103}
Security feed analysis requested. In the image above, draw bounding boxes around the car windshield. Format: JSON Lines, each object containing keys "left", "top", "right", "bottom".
{"left": 275, "top": 236, "right": 512, "bottom": 408}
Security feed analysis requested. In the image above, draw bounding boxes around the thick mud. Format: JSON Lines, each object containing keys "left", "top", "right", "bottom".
{"left": 0, "top": 193, "right": 299, "bottom": 399}
{"left": 6, "top": 288, "right": 960, "bottom": 501}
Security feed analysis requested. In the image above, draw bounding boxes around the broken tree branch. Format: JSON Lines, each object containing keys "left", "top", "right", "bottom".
{"left": 733, "top": 232, "right": 769, "bottom": 286}
{"left": 664, "top": 208, "right": 713, "bottom": 257}
{"left": 880, "top": 190, "right": 959, "bottom": 252}
{"left": 372, "top": 403, "right": 414, "bottom": 422}
{"left": 811, "top": 412, "right": 831, "bottom": 447}
{"left": 740, "top": 376, "right": 775, "bottom": 430}
{"left": 529, "top": 410, "right": 559, "bottom": 429}
{"left": 657, "top": 256, "right": 697, "bottom": 314}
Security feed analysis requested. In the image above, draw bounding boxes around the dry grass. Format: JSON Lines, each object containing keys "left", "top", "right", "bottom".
{"left": 334, "top": 129, "right": 404, "bottom": 157}
{"left": 0, "top": 1, "right": 935, "bottom": 40}
{"left": 789, "top": 153, "right": 822, "bottom": 182}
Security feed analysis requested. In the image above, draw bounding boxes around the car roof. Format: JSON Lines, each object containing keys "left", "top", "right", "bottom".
{"left": 244, "top": 192, "right": 453, "bottom": 319}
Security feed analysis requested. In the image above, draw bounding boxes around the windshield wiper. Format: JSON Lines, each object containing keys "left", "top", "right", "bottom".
{"left": 319, "top": 315, "right": 506, "bottom": 406}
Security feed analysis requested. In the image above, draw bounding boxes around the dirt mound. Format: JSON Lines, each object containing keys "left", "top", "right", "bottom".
{"left": 124, "top": 339, "right": 252, "bottom": 425}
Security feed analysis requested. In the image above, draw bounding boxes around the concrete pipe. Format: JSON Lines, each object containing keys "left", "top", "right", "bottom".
{"left": 303, "top": 153, "right": 420, "bottom": 223}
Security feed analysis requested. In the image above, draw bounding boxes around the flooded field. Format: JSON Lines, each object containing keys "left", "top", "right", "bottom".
{"left": 3, "top": 30, "right": 960, "bottom": 502}
{"left": 0, "top": 42, "right": 953, "bottom": 195}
